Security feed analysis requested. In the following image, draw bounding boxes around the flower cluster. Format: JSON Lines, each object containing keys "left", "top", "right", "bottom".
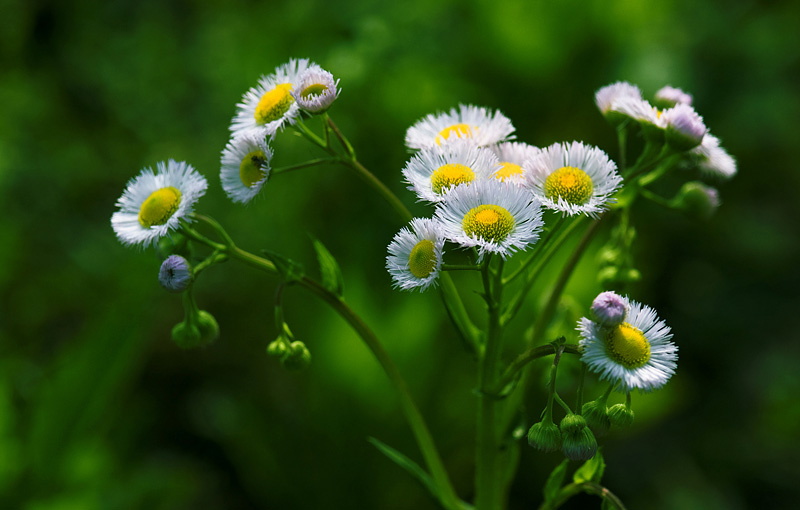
{"left": 386, "top": 105, "right": 623, "bottom": 290}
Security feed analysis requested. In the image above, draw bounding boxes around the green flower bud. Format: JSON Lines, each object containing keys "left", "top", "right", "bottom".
{"left": 281, "top": 341, "right": 311, "bottom": 371}
{"left": 266, "top": 338, "right": 288, "bottom": 358}
{"left": 671, "top": 181, "right": 720, "bottom": 220}
{"left": 582, "top": 400, "right": 611, "bottom": 437}
{"left": 527, "top": 421, "right": 562, "bottom": 453}
{"left": 607, "top": 403, "right": 635, "bottom": 428}
{"left": 561, "top": 427, "right": 598, "bottom": 461}
{"left": 560, "top": 414, "right": 587, "bottom": 435}
{"left": 197, "top": 311, "right": 219, "bottom": 346}
{"left": 171, "top": 322, "right": 202, "bottom": 349}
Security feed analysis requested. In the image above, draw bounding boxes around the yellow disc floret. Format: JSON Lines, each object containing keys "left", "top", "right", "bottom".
{"left": 408, "top": 239, "right": 437, "bottom": 278}
{"left": 138, "top": 186, "right": 182, "bottom": 228}
{"left": 239, "top": 150, "right": 268, "bottom": 188}
{"left": 436, "top": 123, "right": 473, "bottom": 145}
{"left": 494, "top": 162, "right": 524, "bottom": 182}
{"left": 462, "top": 204, "right": 515, "bottom": 243}
{"left": 605, "top": 322, "right": 651, "bottom": 368}
{"left": 254, "top": 83, "right": 294, "bottom": 124}
{"left": 300, "top": 83, "right": 328, "bottom": 98}
{"left": 430, "top": 163, "right": 475, "bottom": 194}
{"left": 544, "top": 166, "right": 594, "bottom": 205}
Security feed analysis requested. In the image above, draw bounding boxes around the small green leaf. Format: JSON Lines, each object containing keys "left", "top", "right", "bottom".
{"left": 368, "top": 437, "right": 440, "bottom": 503}
{"left": 543, "top": 459, "right": 569, "bottom": 503}
{"left": 309, "top": 235, "right": 344, "bottom": 297}
{"left": 573, "top": 448, "right": 605, "bottom": 484}
{"left": 261, "top": 248, "right": 305, "bottom": 283}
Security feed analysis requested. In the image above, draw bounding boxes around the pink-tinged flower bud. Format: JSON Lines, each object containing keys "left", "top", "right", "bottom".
{"left": 654, "top": 85, "right": 693, "bottom": 108}
{"left": 663, "top": 104, "right": 707, "bottom": 151}
{"left": 590, "top": 291, "right": 628, "bottom": 327}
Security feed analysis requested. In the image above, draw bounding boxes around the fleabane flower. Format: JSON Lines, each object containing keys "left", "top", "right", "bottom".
{"left": 112, "top": 160, "right": 208, "bottom": 247}
{"left": 491, "top": 142, "right": 541, "bottom": 184}
{"left": 405, "top": 104, "right": 515, "bottom": 150}
{"left": 524, "top": 141, "right": 622, "bottom": 217}
{"left": 402, "top": 139, "right": 498, "bottom": 203}
{"left": 610, "top": 97, "right": 665, "bottom": 139}
{"left": 662, "top": 103, "right": 707, "bottom": 151}
{"left": 159, "top": 255, "right": 192, "bottom": 292}
{"left": 386, "top": 218, "right": 446, "bottom": 292}
{"left": 220, "top": 133, "right": 273, "bottom": 204}
{"left": 654, "top": 85, "right": 693, "bottom": 108}
{"left": 595, "top": 81, "right": 642, "bottom": 118}
{"left": 230, "top": 58, "right": 313, "bottom": 139}
{"left": 292, "top": 65, "right": 340, "bottom": 114}
{"left": 691, "top": 134, "right": 737, "bottom": 180}
{"left": 434, "top": 179, "right": 543, "bottom": 261}
{"left": 578, "top": 298, "right": 678, "bottom": 392}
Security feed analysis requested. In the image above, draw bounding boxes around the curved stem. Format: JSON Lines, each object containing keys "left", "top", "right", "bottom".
{"left": 493, "top": 344, "right": 581, "bottom": 394}
{"left": 542, "top": 482, "right": 627, "bottom": 510}
{"left": 272, "top": 157, "right": 341, "bottom": 176}
{"left": 342, "top": 158, "right": 412, "bottom": 223}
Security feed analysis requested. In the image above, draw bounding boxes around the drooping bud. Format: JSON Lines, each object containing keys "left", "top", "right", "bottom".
{"left": 197, "top": 310, "right": 219, "bottom": 346}
{"left": 281, "top": 341, "right": 311, "bottom": 370}
{"left": 527, "top": 421, "right": 562, "bottom": 453}
{"left": 171, "top": 322, "right": 202, "bottom": 349}
{"left": 671, "top": 181, "right": 720, "bottom": 220}
{"left": 159, "top": 255, "right": 192, "bottom": 293}
{"left": 582, "top": 400, "right": 611, "bottom": 437}
{"left": 590, "top": 291, "right": 628, "bottom": 327}
{"left": 560, "top": 414, "right": 587, "bottom": 435}
{"left": 561, "top": 426, "right": 598, "bottom": 461}
{"left": 607, "top": 403, "right": 635, "bottom": 428}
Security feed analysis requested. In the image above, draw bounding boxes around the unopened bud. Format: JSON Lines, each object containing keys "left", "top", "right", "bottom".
{"left": 608, "top": 403, "right": 635, "bottom": 428}
{"left": 171, "top": 322, "right": 202, "bottom": 349}
{"left": 527, "top": 421, "right": 562, "bottom": 453}
{"left": 560, "top": 414, "right": 587, "bottom": 435}
{"left": 281, "top": 341, "right": 311, "bottom": 370}
{"left": 663, "top": 104, "right": 707, "bottom": 152}
{"left": 197, "top": 311, "right": 219, "bottom": 346}
{"left": 159, "top": 255, "right": 192, "bottom": 293}
{"left": 582, "top": 400, "right": 611, "bottom": 437}
{"left": 590, "top": 291, "right": 628, "bottom": 327}
{"left": 561, "top": 427, "right": 598, "bottom": 461}
{"left": 671, "top": 181, "right": 720, "bottom": 220}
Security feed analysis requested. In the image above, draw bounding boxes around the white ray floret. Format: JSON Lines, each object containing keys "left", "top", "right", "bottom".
{"left": 220, "top": 133, "right": 273, "bottom": 204}
{"left": 402, "top": 139, "right": 499, "bottom": 203}
{"left": 405, "top": 104, "right": 515, "bottom": 150}
{"left": 691, "top": 134, "right": 737, "bottom": 180}
{"left": 595, "top": 81, "right": 643, "bottom": 116}
{"left": 111, "top": 160, "right": 208, "bottom": 247}
{"left": 491, "top": 141, "right": 541, "bottom": 184}
{"left": 292, "top": 65, "right": 340, "bottom": 114}
{"left": 524, "top": 141, "right": 622, "bottom": 217}
{"left": 579, "top": 297, "right": 678, "bottom": 393}
{"left": 230, "top": 58, "right": 313, "bottom": 139}
{"left": 654, "top": 85, "right": 693, "bottom": 107}
{"left": 386, "top": 218, "right": 446, "bottom": 292}
{"left": 434, "top": 179, "right": 543, "bottom": 261}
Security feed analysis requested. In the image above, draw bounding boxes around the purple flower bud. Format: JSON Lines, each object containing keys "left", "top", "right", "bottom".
{"left": 159, "top": 255, "right": 192, "bottom": 292}
{"left": 663, "top": 104, "right": 707, "bottom": 151}
{"left": 590, "top": 291, "right": 628, "bottom": 327}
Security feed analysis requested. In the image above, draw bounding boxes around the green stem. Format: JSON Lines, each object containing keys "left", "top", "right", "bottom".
{"left": 574, "top": 364, "right": 587, "bottom": 413}
{"left": 502, "top": 215, "right": 567, "bottom": 285}
{"left": 327, "top": 115, "right": 357, "bottom": 158}
{"left": 639, "top": 188, "right": 672, "bottom": 209}
{"left": 493, "top": 344, "right": 581, "bottom": 394}
{"left": 342, "top": 158, "right": 412, "bottom": 223}
{"left": 442, "top": 264, "right": 482, "bottom": 271}
{"left": 272, "top": 157, "right": 341, "bottom": 176}
{"left": 553, "top": 393, "right": 573, "bottom": 415}
{"left": 542, "top": 482, "right": 627, "bottom": 510}
{"left": 616, "top": 124, "right": 628, "bottom": 172}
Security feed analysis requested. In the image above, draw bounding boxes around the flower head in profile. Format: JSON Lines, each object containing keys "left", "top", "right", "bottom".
{"left": 524, "top": 141, "right": 622, "bottom": 217}
{"left": 595, "top": 81, "right": 643, "bottom": 117}
{"left": 662, "top": 103, "right": 707, "bottom": 151}
{"left": 292, "top": 65, "right": 340, "bottom": 114}
{"left": 491, "top": 142, "right": 541, "bottom": 184}
{"left": 405, "top": 104, "right": 515, "bottom": 150}
{"left": 610, "top": 96, "right": 665, "bottom": 138}
{"left": 691, "top": 134, "right": 737, "bottom": 180}
{"left": 230, "top": 58, "right": 313, "bottom": 139}
{"left": 435, "top": 179, "right": 543, "bottom": 261}
{"left": 579, "top": 298, "right": 678, "bottom": 392}
{"left": 386, "top": 218, "right": 446, "bottom": 292}
{"left": 112, "top": 160, "right": 208, "bottom": 247}
{"left": 220, "top": 133, "right": 273, "bottom": 204}
{"left": 654, "top": 85, "right": 693, "bottom": 108}
{"left": 402, "top": 139, "right": 498, "bottom": 203}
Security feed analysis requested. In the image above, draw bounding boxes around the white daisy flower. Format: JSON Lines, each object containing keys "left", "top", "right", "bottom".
{"left": 386, "top": 218, "right": 446, "bottom": 292}
{"left": 524, "top": 141, "right": 622, "bottom": 218}
{"left": 654, "top": 85, "right": 693, "bottom": 108}
{"left": 229, "top": 58, "right": 313, "bottom": 139}
{"left": 491, "top": 141, "right": 541, "bottom": 184}
{"left": 691, "top": 134, "right": 737, "bottom": 180}
{"left": 112, "top": 160, "right": 208, "bottom": 247}
{"left": 434, "top": 179, "right": 543, "bottom": 261}
{"left": 610, "top": 96, "right": 665, "bottom": 135}
{"left": 578, "top": 298, "right": 678, "bottom": 393}
{"left": 595, "top": 81, "right": 642, "bottom": 116}
{"left": 292, "top": 65, "right": 340, "bottom": 114}
{"left": 402, "top": 139, "right": 499, "bottom": 203}
{"left": 405, "top": 104, "right": 515, "bottom": 150}
{"left": 220, "top": 133, "right": 273, "bottom": 204}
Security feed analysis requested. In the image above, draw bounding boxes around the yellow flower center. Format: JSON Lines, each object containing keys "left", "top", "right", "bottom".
{"left": 254, "top": 83, "right": 294, "bottom": 124}
{"left": 239, "top": 150, "right": 268, "bottom": 188}
{"left": 436, "top": 123, "right": 473, "bottom": 145}
{"left": 138, "top": 186, "right": 182, "bottom": 228}
{"left": 408, "top": 239, "right": 437, "bottom": 278}
{"left": 494, "top": 162, "right": 523, "bottom": 182}
{"left": 300, "top": 83, "right": 328, "bottom": 99}
{"left": 544, "top": 166, "right": 593, "bottom": 205}
{"left": 462, "top": 204, "right": 515, "bottom": 243}
{"left": 430, "top": 163, "right": 475, "bottom": 194}
{"left": 606, "top": 322, "right": 651, "bottom": 368}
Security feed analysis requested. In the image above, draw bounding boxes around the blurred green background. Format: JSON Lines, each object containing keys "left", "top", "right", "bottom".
{"left": 2, "top": 0, "right": 799, "bottom": 508}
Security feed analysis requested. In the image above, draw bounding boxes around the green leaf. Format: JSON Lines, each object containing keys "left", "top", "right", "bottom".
{"left": 261, "top": 248, "right": 305, "bottom": 283}
{"left": 573, "top": 448, "right": 605, "bottom": 484}
{"left": 368, "top": 437, "right": 441, "bottom": 504}
{"left": 543, "top": 459, "right": 569, "bottom": 503}
{"left": 309, "top": 235, "right": 344, "bottom": 297}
